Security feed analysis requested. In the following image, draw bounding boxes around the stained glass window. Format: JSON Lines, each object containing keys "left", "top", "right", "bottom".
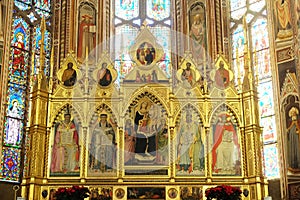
{"left": 114, "top": 25, "right": 139, "bottom": 82}
{"left": 230, "top": 0, "right": 279, "bottom": 178}
{"left": 263, "top": 144, "right": 280, "bottom": 177}
{"left": 2, "top": 147, "right": 21, "bottom": 181}
{"left": 115, "top": 0, "right": 139, "bottom": 21}
{"left": 147, "top": 0, "right": 171, "bottom": 21}
{"left": 32, "top": 26, "right": 51, "bottom": 77}
{"left": 113, "top": 0, "right": 172, "bottom": 85}
{"left": 1, "top": 0, "right": 52, "bottom": 182}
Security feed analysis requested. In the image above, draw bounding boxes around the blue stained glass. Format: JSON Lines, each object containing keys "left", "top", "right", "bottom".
{"left": 4, "top": 117, "right": 24, "bottom": 147}
{"left": 254, "top": 49, "right": 271, "bottom": 80}
{"left": 258, "top": 81, "right": 275, "bottom": 117}
{"left": 4, "top": 0, "right": 52, "bottom": 183}
{"left": 232, "top": 25, "right": 245, "bottom": 56}
{"left": 114, "top": 25, "right": 138, "bottom": 80}
{"left": 35, "top": 9, "right": 51, "bottom": 18}
{"left": 6, "top": 84, "right": 26, "bottom": 119}
{"left": 14, "top": 0, "right": 31, "bottom": 11}
{"left": 34, "top": 0, "right": 51, "bottom": 11}
{"left": 32, "top": 27, "right": 51, "bottom": 77}
{"left": 11, "top": 18, "right": 30, "bottom": 51}
{"left": 260, "top": 116, "right": 277, "bottom": 143}
{"left": 147, "top": 0, "right": 171, "bottom": 21}
{"left": 251, "top": 18, "right": 269, "bottom": 50}
{"left": 27, "top": 12, "right": 37, "bottom": 23}
{"left": 33, "top": 55, "right": 50, "bottom": 77}
{"left": 231, "top": 25, "right": 245, "bottom": 86}
{"left": 263, "top": 144, "right": 280, "bottom": 178}
{"left": 115, "top": 0, "right": 139, "bottom": 21}
{"left": 34, "top": 0, "right": 51, "bottom": 18}
{"left": 1, "top": 147, "right": 21, "bottom": 182}
{"left": 150, "top": 25, "right": 171, "bottom": 77}
{"left": 34, "top": 27, "right": 51, "bottom": 57}
{"left": 9, "top": 50, "right": 29, "bottom": 82}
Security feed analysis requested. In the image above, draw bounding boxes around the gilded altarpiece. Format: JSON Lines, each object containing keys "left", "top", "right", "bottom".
{"left": 20, "top": 27, "right": 268, "bottom": 200}
{"left": 12, "top": 1, "right": 269, "bottom": 200}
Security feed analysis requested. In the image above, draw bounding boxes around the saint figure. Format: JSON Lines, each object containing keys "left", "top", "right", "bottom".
{"left": 5, "top": 100, "right": 22, "bottom": 145}
{"left": 214, "top": 61, "right": 230, "bottom": 88}
{"left": 12, "top": 32, "right": 25, "bottom": 75}
{"left": 134, "top": 101, "right": 157, "bottom": 160}
{"left": 51, "top": 113, "right": 80, "bottom": 173}
{"left": 287, "top": 107, "right": 300, "bottom": 170}
{"left": 177, "top": 111, "right": 204, "bottom": 173}
{"left": 124, "top": 119, "right": 135, "bottom": 164}
{"left": 90, "top": 114, "right": 116, "bottom": 172}
{"left": 190, "top": 13, "right": 205, "bottom": 62}
{"left": 212, "top": 114, "right": 240, "bottom": 174}
{"left": 97, "top": 62, "right": 112, "bottom": 87}
{"left": 61, "top": 62, "right": 77, "bottom": 86}
{"left": 78, "top": 14, "right": 96, "bottom": 61}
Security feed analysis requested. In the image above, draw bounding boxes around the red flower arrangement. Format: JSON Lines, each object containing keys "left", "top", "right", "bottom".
{"left": 205, "top": 185, "right": 242, "bottom": 200}
{"left": 55, "top": 185, "right": 90, "bottom": 200}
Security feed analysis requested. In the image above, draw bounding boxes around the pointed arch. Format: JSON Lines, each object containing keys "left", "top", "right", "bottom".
{"left": 174, "top": 103, "right": 205, "bottom": 175}
{"left": 174, "top": 103, "right": 204, "bottom": 127}
{"left": 122, "top": 88, "right": 170, "bottom": 117}
{"left": 50, "top": 103, "right": 81, "bottom": 176}
{"left": 52, "top": 103, "right": 83, "bottom": 127}
{"left": 209, "top": 103, "right": 241, "bottom": 126}
{"left": 88, "top": 103, "right": 118, "bottom": 128}
{"left": 209, "top": 103, "right": 242, "bottom": 176}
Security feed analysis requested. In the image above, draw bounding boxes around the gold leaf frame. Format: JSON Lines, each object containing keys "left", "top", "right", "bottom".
{"left": 57, "top": 52, "right": 83, "bottom": 87}
{"left": 129, "top": 24, "right": 164, "bottom": 69}
{"left": 92, "top": 51, "right": 118, "bottom": 88}
{"left": 176, "top": 54, "right": 201, "bottom": 88}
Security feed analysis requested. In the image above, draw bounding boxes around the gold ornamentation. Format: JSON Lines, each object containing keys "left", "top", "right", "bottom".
{"left": 168, "top": 188, "right": 178, "bottom": 199}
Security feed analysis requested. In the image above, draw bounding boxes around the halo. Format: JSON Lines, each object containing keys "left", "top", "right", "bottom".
{"left": 289, "top": 107, "right": 299, "bottom": 117}
{"left": 136, "top": 97, "right": 152, "bottom": 111}
{"left": 11, "top": 99, "right": 19, "bottom": 105}
{"left": 16, "top": 32, "right": 24, "bottom": 39}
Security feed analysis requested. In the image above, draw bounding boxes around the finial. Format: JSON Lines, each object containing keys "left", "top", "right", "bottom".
{"left": 85, "top": 46, "right": 89, "bottom": 78}
{"left": 50, "top": 46, "right": 54, "bottom": 77}
{"left": 39, "top": 17, "right": 46, "bottom": 72}
{"left": 141, "top": 20, "right": 149, "bottom": 29}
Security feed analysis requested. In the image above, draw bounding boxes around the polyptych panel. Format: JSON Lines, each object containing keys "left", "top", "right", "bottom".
{"left": 210, "top": 106, "right": 241, "bottom": 176}
{"left": 77, "top": 2, "right": 96, "bottom": 63}
{"left": 88, "top": 104, "right": 118, "bottom": 176}
{"left": 50, "top": 106, "right": 81, "bottom": 176}
{"left": 175, "top": 104, "right": 205, "bottom": 176}
{"left": 124, "top": 94, "right": 168, "bottom": 175}
{"left": 189, "top": 1, "right": 207, "bottom": 65}
{"left": 180, "top": 186, "right": 203, "bottom": 200}
{"left": 90, "top": 187, "right": 113, "bottom": 200}
{"left": 127, "top": 187, "right": 165, "bottom": 200}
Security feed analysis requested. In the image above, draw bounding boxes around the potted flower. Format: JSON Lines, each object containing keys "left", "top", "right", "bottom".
{"left": 55, "top": 185, "right": 90, "bottom": 200}
{"left": 205, "top": 185, "right": 242, "bottom": 200}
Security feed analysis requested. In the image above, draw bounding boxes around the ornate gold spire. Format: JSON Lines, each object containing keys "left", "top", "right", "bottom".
{"left": 242, "top": 15, "right": 254, "bottom": 91}
{"left": 39, "top": 17, "right": 46, "bottom": 72}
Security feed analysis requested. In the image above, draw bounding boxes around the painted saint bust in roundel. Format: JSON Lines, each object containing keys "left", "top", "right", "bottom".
{"left": 136, "top": 42, "right": 155, "bottom": 65}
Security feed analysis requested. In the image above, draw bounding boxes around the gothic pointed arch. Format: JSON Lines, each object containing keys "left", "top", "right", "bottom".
{"left": 175, "top": 103, "right": 205, "bottom": 176}
{"left": 209, "top": 104, "right": 242, "bottom": 176}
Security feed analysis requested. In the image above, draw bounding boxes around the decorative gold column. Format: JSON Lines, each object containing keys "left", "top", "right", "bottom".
{"left": 242, "top": 16, "right": 268, "bottom": 200}
{"left": 21, "top": 18, "right": 50, "bottom": 200}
